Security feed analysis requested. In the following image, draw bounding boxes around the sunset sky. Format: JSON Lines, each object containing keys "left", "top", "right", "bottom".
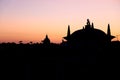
{"left": 0, "top": 0, "right": 120, "bottom": 43}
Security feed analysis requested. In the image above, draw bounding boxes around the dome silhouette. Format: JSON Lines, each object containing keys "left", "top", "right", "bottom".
{"left": 63, "top": 19, "right": 115, "bottom": 48}
{"left": 70, "top": 28, "right": 107, "bottom": 47}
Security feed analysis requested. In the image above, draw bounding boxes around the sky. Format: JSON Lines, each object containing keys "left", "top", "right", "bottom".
{"left": 0, "top": 0, "right": 120, "bottom": 43}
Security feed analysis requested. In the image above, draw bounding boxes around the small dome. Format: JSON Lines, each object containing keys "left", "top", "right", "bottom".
{"left": 42, "top": 35, "right": 50, "bottom": 45}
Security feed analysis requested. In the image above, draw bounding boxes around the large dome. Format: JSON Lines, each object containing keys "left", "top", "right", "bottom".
{"left": 71, "top": 28, "right": 107, "bottom": 42}
{"left": 63, "top": 19, "right": 115, "bottom": 48}
{"left": 69, "top": 28, "right": 108, "bottom": 47}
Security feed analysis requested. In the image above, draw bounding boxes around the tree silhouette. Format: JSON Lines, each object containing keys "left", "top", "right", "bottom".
{"left": 19, "top": 41, "right": 23, "bottom": 44}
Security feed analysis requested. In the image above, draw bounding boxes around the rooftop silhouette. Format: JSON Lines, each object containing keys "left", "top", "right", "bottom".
{"left": 61, "top": 19, "right": 115, "bottom": 48}
{"left": 1, "top": 19, "right": 120, "bottom": 80}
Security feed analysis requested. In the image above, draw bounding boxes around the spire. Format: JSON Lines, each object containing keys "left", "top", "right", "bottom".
{"left": 87, "top": 19, "right": 90, "bottom": 25}
{"left": 63, "top": 25, "right": 71, "bottom": 40}
{"left": 85, "top": 19, "right": 91, "bottom": 29}
{"left": 91, "top": 22, "right": 94, "bottom": 28}
{"left": 107, "top": 24, "right": 111, "bottom": 36}
{"left": 67, "top": 25, "right": 70, "bottom": 37}
{"left": 107, "top": 24, "right": 115, "bottom": 42}
{"left": 46, "top": 34, "right": 48, "bottom": 38}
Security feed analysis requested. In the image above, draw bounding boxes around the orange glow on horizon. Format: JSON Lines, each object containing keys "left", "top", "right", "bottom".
{"left": 0, "top": 0, "right": 120, "bottom": 43}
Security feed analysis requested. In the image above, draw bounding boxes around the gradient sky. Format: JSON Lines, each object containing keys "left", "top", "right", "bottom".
{"left": 0, "top": 0, "right": 120, "bottom": 43}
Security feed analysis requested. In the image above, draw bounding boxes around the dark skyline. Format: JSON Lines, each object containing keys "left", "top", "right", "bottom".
{"left": 1, "top": 20, "right": 120, "bottom": 80}
{"left": 1, "top": 0, "right": 120, "bottom": 79}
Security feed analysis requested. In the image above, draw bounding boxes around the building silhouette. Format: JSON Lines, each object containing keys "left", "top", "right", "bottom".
{"left": 62, "top": 19, "right": 115, "bottom": 48}
{"left": 1, "top": 19, "right": 120, "bottom": 80}
{"left": 42, "top": 35, "right": 50, "bottom": 45}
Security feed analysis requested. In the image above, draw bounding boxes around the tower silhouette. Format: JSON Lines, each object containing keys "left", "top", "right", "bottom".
{"left": 107, "top": 24, "right": 111, "bottom": 36}
{"left": 85, "top": 19, "right": 91, "bottom": 29}
{"left": 91, "top": 22, "right": 94, "bottom": 29}
{"left": 63, "top": 25, "right": 71, "bottom": 41}
{"left": 107, "top": 24, "right": 115, "bottom": 42}
{"left": 42, "top": 35, "right": 50, "bottom": 45}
